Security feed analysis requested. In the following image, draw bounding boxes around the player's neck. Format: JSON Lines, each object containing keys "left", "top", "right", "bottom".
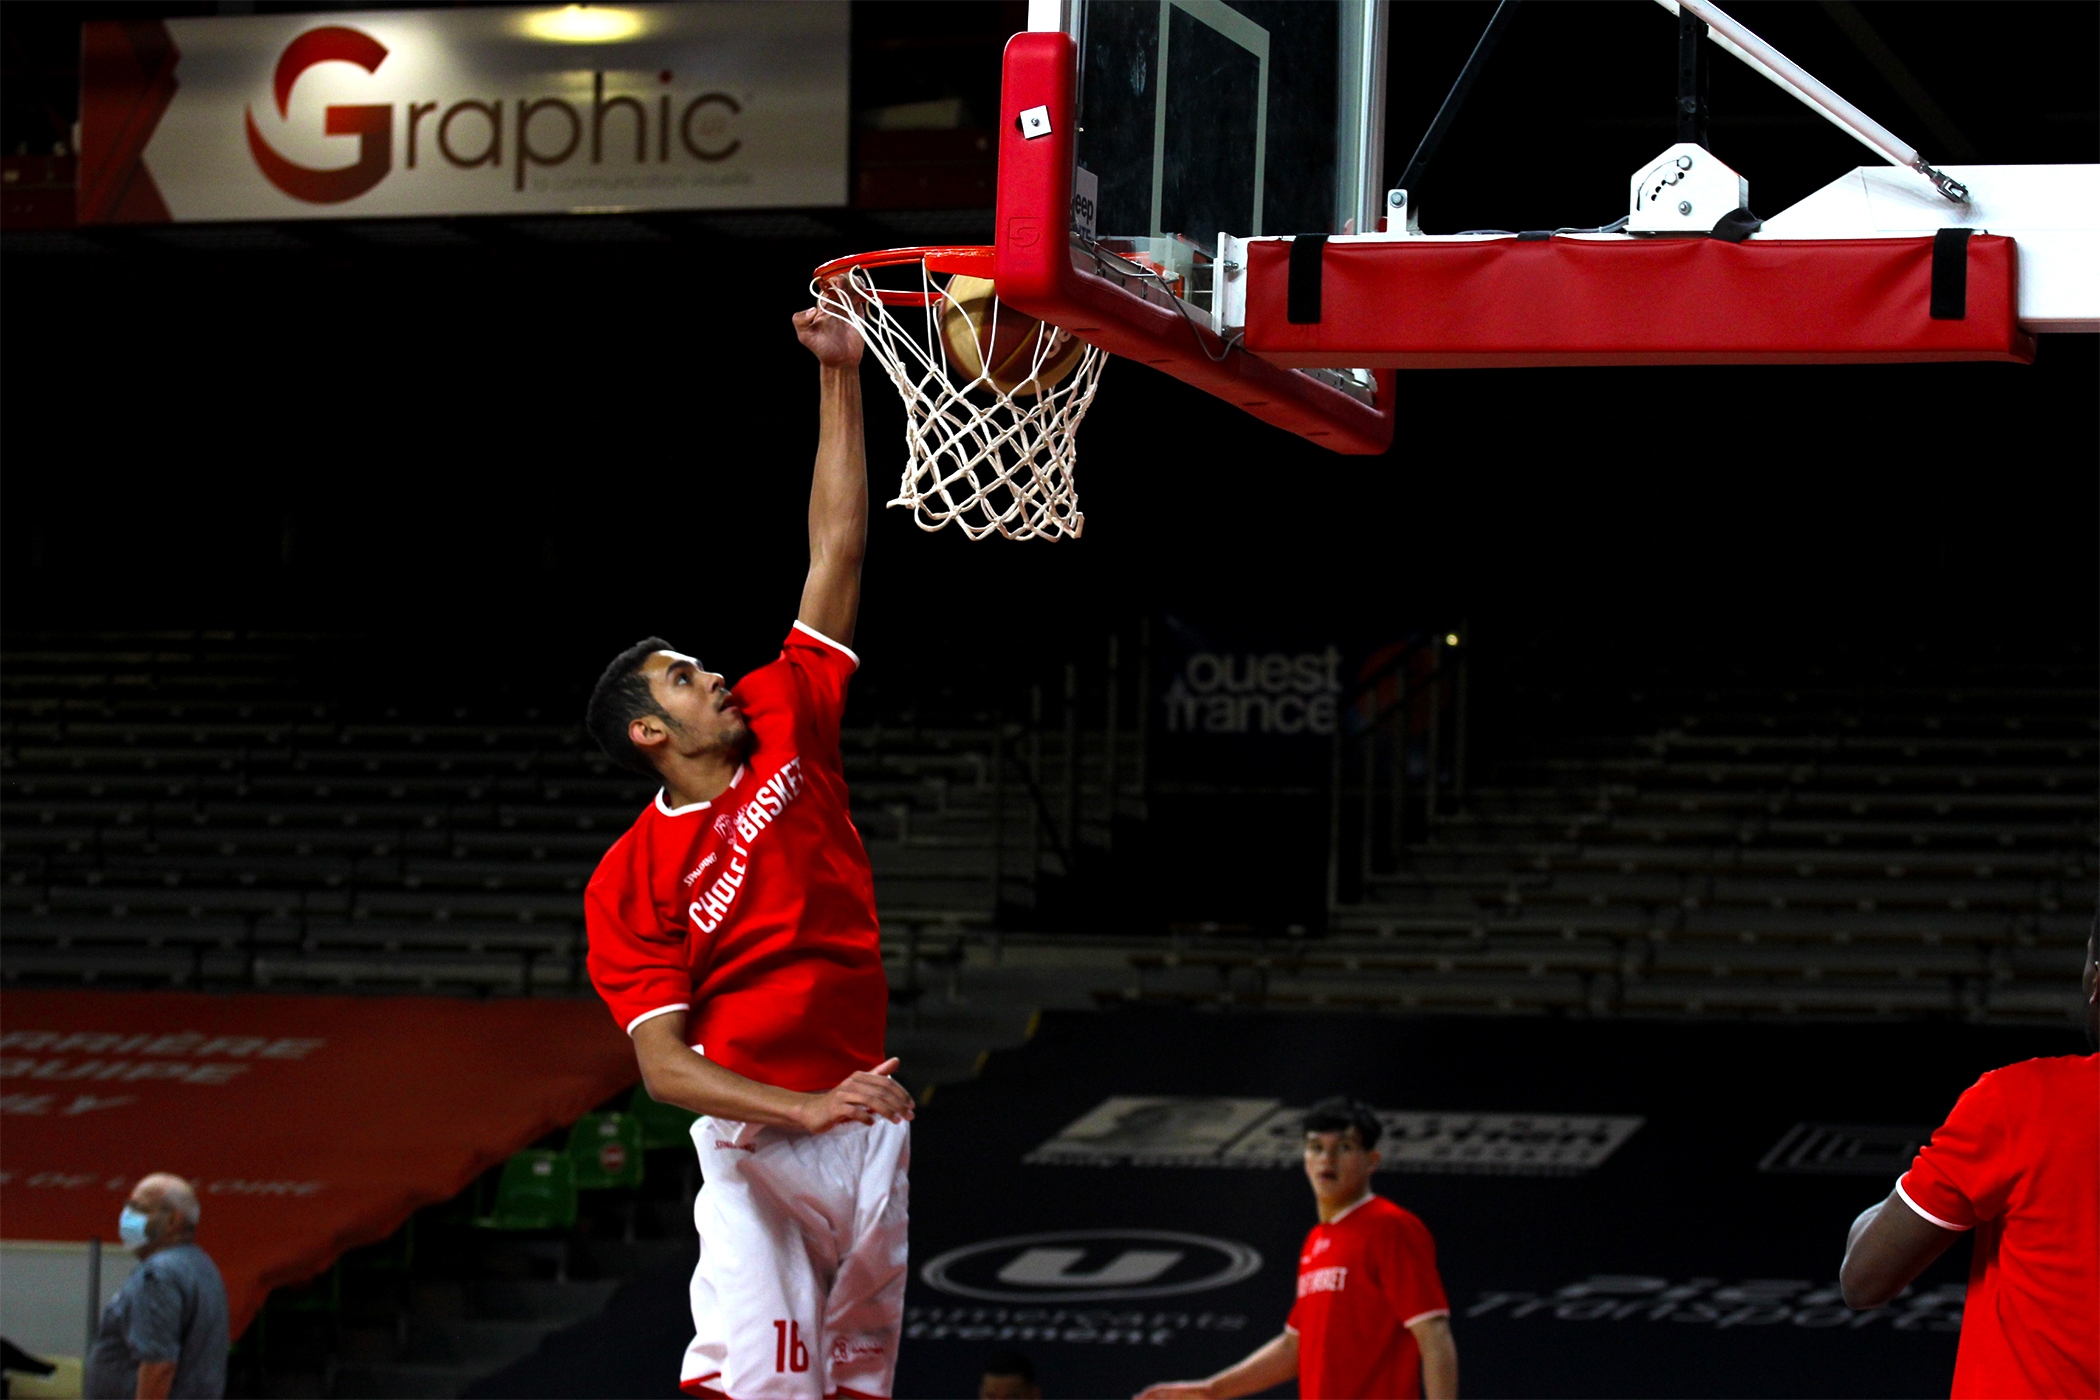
{"left": 658, "top": 750, "right": 741, "bottom": 809}
{"left": 1316, "top": 1188, "right": 1374, "bottom": 1224}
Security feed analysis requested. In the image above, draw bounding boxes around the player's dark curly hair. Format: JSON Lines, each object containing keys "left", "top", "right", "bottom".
{"left": 1302, "top": 1096, "right": 1383, "bottom": 1151}
{"left": 586, "top": 636, "right": 676, "bottom": 777}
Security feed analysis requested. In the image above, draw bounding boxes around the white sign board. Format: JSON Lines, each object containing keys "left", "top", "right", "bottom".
{"left": 1027, "top": 1097, "right": 1645, "bottom": 1177}
{"left": 79, "top": 4, "right": 848, "bottom": 223}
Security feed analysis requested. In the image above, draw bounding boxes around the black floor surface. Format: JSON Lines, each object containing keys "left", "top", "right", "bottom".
{"left": 481, "top": 1007, "right": 2087, "bottom": 1398}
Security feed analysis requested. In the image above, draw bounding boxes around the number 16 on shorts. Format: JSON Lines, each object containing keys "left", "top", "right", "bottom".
{"left": 772, "top": 1320, "right": 810, "bottom": 1374}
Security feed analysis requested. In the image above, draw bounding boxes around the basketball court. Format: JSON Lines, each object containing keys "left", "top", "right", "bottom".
{"left": 461, "top": 1008, "right": 2080, "bottom": 1399}
{"left": 2, "top": 2, "right": 2095, "bottom": 1398}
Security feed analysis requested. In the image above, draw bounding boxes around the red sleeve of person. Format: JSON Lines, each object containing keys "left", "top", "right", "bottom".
{"left": 1377, "top": 1210, "right": 1449, "bottom": 1325}
{"left": 585, "top": 822, "right": 698, "bottom": 1034}
{"left": 1, "top": 990, "right": 635, "bottom": 1335}
{"left": 780, "top": 622, "right": 858, "bottom": 760}
{"left": 1898, "top": 1055, "right": 2100, "bottom": 1399}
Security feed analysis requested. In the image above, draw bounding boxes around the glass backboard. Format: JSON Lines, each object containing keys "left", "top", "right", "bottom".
{"left": 1073, "top": 0, "right": 1383, "bottom": 242}
{"left": 995, "top": 2, "right": 1398, "bottom": 453}
{"left": 1043, "top": 0, "right": 1384, "bottom": 324}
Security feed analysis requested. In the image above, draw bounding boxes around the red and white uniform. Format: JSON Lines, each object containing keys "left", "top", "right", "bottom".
{"left": 586, "top": 623, "right": 906, "bottom": 1400}
{"left": 1897, "top": 1054, "right": 2098, "bottom": 1400}
{"left": 1286, "top": 1195, "right": 1449, "bottom": 1400}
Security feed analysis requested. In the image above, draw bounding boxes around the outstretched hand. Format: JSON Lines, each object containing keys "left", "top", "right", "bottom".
{"left": 794, "top": 299, "right": 863, "bottom": 369}
{"left": 797, "top": 1057, "right": 912, "bottom": 1134}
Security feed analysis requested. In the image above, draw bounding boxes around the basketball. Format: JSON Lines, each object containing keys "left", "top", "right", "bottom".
{"left": 938, "top": 274, "right": 1086, "bottom": 396}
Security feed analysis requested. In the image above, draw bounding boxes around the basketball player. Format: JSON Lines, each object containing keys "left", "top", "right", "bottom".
{"left": 583, "top": 296, "right": 914, "bottom": 1400}
{"left": 1136, "top": 1098, "right": 1458, "bottom": 1400}
{"left": 1838, "top": 922, "right": 2099, "bottom": 1397}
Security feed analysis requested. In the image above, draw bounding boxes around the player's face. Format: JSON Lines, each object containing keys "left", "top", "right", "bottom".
{"left": 638, "top": 651, "right": 751, "bottom": 760}
{"left": 1304, "top": 1128, "right": 1379, "bottom": 1207}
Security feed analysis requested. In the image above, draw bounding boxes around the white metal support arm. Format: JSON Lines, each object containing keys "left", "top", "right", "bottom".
{"left": 1653, "top": 0, "right": 1969, "bottom": 204}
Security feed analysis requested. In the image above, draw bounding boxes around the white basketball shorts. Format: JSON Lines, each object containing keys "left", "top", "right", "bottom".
{"left": 680, "top": 1113, "right": 910, "bottom": 1400}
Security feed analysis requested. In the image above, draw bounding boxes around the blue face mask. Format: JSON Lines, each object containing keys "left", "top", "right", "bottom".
{"left": 118, "top": 1206, "right": 152, "bottom": 1249}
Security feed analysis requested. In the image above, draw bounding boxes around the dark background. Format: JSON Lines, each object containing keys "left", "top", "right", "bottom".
{"left": 4, "top": 1, "right": 2095, "bottom": 699}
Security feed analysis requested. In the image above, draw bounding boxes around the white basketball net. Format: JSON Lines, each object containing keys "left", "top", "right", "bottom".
{"left": 815, "top": 256, "right": 1105, "bottom": 542}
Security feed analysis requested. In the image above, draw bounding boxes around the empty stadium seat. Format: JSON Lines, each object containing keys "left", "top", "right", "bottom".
{"left": 1332, "top": 655, "right": 2095, "bottom": 1023}
{"left": 472, "top": 1152, "right": 578, "bottom": 1232}
{"left": 626, "top": 1085, "right": 700, "bottom": 1151}
{"left": 566, "top": 1113, "right": 646, "bottom": 1192}
{"left": 3, "top": 633, "right": 1026, "bottom": 996}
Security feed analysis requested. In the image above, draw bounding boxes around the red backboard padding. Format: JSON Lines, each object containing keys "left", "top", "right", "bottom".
{"left": 1242, "top": 234, "right": 2034, "bottom": 368}
{"left": 0, "top": 991, "right": 636, "bottom": 1336}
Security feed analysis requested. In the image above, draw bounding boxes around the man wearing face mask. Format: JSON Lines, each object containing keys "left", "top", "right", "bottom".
{"left": 84, "top": 1174, "right": 229, "bottom": 1400}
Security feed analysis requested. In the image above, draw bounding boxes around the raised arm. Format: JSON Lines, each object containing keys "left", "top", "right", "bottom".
{"left": 791, "top": 300, "right": 867, "bottom": 646}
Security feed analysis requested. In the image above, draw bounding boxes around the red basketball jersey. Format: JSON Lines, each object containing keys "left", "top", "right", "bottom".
{"left": 1286, "top": 1194, "right": 1450, "bottom": 1400}
{"left": 584, "top": 623, "right": 887, "bottom": 1094}
{"left": 1898, "top": 1054, "right": 2099, "bottom": 1400}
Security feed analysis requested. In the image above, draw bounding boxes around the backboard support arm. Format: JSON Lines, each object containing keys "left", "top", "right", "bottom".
{"left": 1395, "top": 0, "right": 1522, "bottom": 202}
{"left": 1654, "top": 0, "right": 1968, "bottom": 203}
{"left": 1676, "top": 8, "right": 1710, "bottom": 147}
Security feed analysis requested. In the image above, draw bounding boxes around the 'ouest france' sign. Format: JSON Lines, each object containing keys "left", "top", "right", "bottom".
{"left": 78, "top": 4, "right": 847, "bottom": 224}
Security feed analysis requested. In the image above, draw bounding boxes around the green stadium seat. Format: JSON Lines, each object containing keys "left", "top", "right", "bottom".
{"left": 567, "top": 1111, "right": 645, "bottom": 1191}
{"left": 472, "top": 1150, "right": 577, "bottom": 1230}
{"left": 627, "top": 1084, "right": 700, "bottom": 1151}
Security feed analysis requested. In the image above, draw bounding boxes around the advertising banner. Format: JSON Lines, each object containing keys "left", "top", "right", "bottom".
{"left": 1155, "top": 615, "right": 1346, "bottom": 788}
{"left": 78, "top": 3, "right": 848, "bottom": 224}
{"left": 0, "top": 990, "right": 635, "bottom": 1337}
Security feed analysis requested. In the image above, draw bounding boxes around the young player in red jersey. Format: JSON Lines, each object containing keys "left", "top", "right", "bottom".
{"left": 1840, "top": 925, "right": 2100, "bottom": 1399}
{"left": 1137, "top": 1099, "right": 1459, "bottom": 1400}
{"left": 582, "top": 297, "right": 916, "bottom": 1400}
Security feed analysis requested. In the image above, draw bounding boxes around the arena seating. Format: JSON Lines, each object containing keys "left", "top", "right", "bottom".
{"left": 0, "top": 633, "right": 1033, "bottom": 1004}
{"left": 9, "top": 635, "right": 2091, "bottom": 1032}
{"left": 1121, "top": 657, "right": 2095, "bottom": 1023}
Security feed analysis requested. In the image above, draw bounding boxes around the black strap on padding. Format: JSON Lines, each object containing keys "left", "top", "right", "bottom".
{"left": 1930, "top": 227, "right": 1972, "bottom": 320}
{"left": 1288, "top": 235, "right": 1327, "bottom": 324}
{"left": 1708, "top": 208, "right": 1762, "bottom": 243}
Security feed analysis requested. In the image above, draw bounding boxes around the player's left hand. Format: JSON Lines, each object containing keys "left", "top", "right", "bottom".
{"left": 794, "top": 299, "right": 864, "bottom": 369}
{"left": 795, "top": 1056, "right": 914, "bottom": 1133}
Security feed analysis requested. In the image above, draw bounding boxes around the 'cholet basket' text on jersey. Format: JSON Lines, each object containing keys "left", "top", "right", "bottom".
{"left": 1286, "top": 1194, "right": 1449, "bottom": 1400}
{"left": 584, "top": 624, "right": 886, "bottom": 1094}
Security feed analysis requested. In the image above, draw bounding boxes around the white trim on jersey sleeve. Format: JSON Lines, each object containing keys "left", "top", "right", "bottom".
{"left": 1403, "top": 1308, "right": 1452, "bottom": 1328}
{"left": 792, "top": 619, "right": 861, "bottom": 669}
{"left": 1895, "top": 1179, "right": 1970, "bottom": 1232}
{"left": 625, "top": 1003, "right": 690, "bottom": 1035}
